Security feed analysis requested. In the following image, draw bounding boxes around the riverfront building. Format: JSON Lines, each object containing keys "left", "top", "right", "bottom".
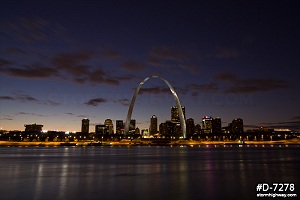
{"left": 232, "top": 118, "right": 244, "bottom": 133}
{"left": 186, "top": 118, "right": 195, "bottom": 138}
{"left": 24, "top": 123, "right": 43, "bottom": 132}
{"left": 171, "top": 106, "right": 185, "bottom": 122}
{"left": 104, "top": 119, "right": 114, "bottom": 134}
{"left": 81, "top": 118, "right": 89, "bottom": 133}
{"left": 212, "top": 117, "right": 222, "bottom": 134}
{"left": 116, "top": 120, "right": 124, "bottom": 134}
{"left": 129, "top": 119, "right": 136, "bottom": 133}
{"left": 150, "top": 115, "right": 158, "bottom": 135}
{"left": 95, "top": 124, "right": 108, "bottom": 135}
{"left": 202, "top": 116, "right": 213, "bottom": 134}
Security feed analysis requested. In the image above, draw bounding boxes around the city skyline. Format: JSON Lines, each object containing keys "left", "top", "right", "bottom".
{"left": 2, "top": 112, "right": 293, "bottom": 134}
{"left": 1, "top": 1, "right": 300, "bottom": 132}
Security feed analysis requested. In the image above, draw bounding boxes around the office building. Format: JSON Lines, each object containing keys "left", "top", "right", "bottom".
{"left": 194, "top": 124, "right": 202, "bottom": 134}
{"left": 104, "top": 119, "right": 114, "bottom": 134}
{"left": 24, "top": 123, "right": 43, "bottom": 132}
{"left": 171, "top": 106, "right": 185, "bottom": 122}
{"left": 95, "top": 124, "right": 109, "bottom": 135}
{"left": 232, "top": 118, "right": 244, "bottom": 133}
{"left": 150, "top": 115, "right": 158, "bottom": 135}
{"left": 116, "top": 120, "right": 124, "bottom": 134}
{"left": 212, "top": 117, "right": 222, "bottom": 134}
{"left": 186, "top": 118, "right": 195, "bottom": 138}
{"left": 129, "top": 119, "right": 136, "bottom": 133}
{"left": 81, "top": 118, "right": 89, "bottom": 133}
{"left": 202, "top": 116, "right": 213, "bottom": 134}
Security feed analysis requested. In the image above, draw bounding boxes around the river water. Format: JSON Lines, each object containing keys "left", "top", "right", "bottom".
{"left": 0, "top": 145, "right": 299, "bottom": 200}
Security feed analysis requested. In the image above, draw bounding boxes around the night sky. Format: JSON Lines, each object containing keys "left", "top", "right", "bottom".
{"left": 1, "top": 0, "right": 299, "bottom": 132}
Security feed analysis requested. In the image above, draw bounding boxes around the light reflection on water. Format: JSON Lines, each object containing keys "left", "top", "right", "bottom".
{"left": 0, "top": 145, "right": 299, "bottom": 200}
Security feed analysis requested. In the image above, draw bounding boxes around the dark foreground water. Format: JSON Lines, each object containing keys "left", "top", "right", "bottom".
{"left": 0, "top": 145, "right": 299, "bottom": 200}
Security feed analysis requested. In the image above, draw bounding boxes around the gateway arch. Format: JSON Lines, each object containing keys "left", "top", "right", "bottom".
{"left": 124, "top": 75, "right": 186, "bottom": 139}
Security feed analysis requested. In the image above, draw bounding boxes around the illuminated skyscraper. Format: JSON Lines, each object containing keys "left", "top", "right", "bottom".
{"left": 202, "top": 116, "right": 213, "bottom": 134}
{"left": 116, "top": 120, "right": 124, "bottom": 134}
{"left": 171, "top": 106, "right": 185, "bottom": 122}
{"left": 104, "top": 119, "right": 114, "bottom": 134}
{"left": 159, "top": 120, "right": 175, "bottom": 137}
{"left": 95, "top": 124, "right": 108, "bottom": 135}
{"left": 232, "top": 118, "right": 244, "bottom": 133}
{"left": 150, "top": 115, "right": 157, "bottom": 135}
{"left": 142, "top": 129, "right": 149, "bottom": 137}
{"left": 129, "top": 119, "right": 136, "bottom": 133}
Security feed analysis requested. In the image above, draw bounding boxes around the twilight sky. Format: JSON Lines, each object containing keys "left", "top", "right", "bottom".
{"left": 1, "top": 0, "right": 299, "bottom": 132}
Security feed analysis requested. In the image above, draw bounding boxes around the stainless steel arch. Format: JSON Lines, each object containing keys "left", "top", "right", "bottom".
{"left": 124, "top": 75, "right": 186, "bottom": 138}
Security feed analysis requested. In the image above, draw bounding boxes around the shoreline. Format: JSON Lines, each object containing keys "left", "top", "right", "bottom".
{"left": 1, "top": 139, "right": 300, "bottom": 147}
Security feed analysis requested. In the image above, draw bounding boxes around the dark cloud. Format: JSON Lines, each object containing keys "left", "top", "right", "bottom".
{"left": 15, "top": 94, "right": 39, "bottom": 102}
{"left": 139, "top": 87, "right": 170, "bottom": 95}
{"left": 291, "top": 116, "right": 300, "bottom": 120}
{"left": 0, "top": 115, "right": 14, "bottom": 121}
{"left": 2, "top": 63, "right": 58, "bottom": 78}
{"left": 215, "top": 72, "right": 290, "bottom": 94}
{"left": 0, "top": 117, "right": 13, "bottom": 121}
{"left": 84, "top": 98, "right": 107, "bottom": 106}
{"left": 118, "top": 98, "right": 130, "bottom": 106}
{"left": 0, "top": 96, "right": 15, "bottom": 100}
{"left": 52, "top": 51, "right": 121, "bottom": 86}
{"left": 44, "top": 100, "right": 61, "bottom": 106}
{"left": 52, "top": 51, "right": 94, "bottom": 71}
{"left": 1, "top": 18, "right": 125, "bottom": 86}
{"left": 87, "top": 69, "right": 119, "bottom": 86}
{"left": 16, "top": 112, "right": 43, "bottom": 117}
{"left": 0, "top": 49, "right": 128, "bottom": 86}
{"left": 1, "top": 93, "right": 61, "bottom": 106}
{"left": 120, "top": 60, "right": 145, "bottom": 71}
{"left": 0, "top": 58, "right": 12, "bottom": 67}
{"left": 66, "top": 113, "right": 74, "bottom": 115}
{"left": 2, "top": 93, "right": 39, "bottom": 103}
{"left": 16, "top": 112, "right": 30, "bottom": 115}
{"left": 1, "top": 19, "right": 124, "bottom": 85}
